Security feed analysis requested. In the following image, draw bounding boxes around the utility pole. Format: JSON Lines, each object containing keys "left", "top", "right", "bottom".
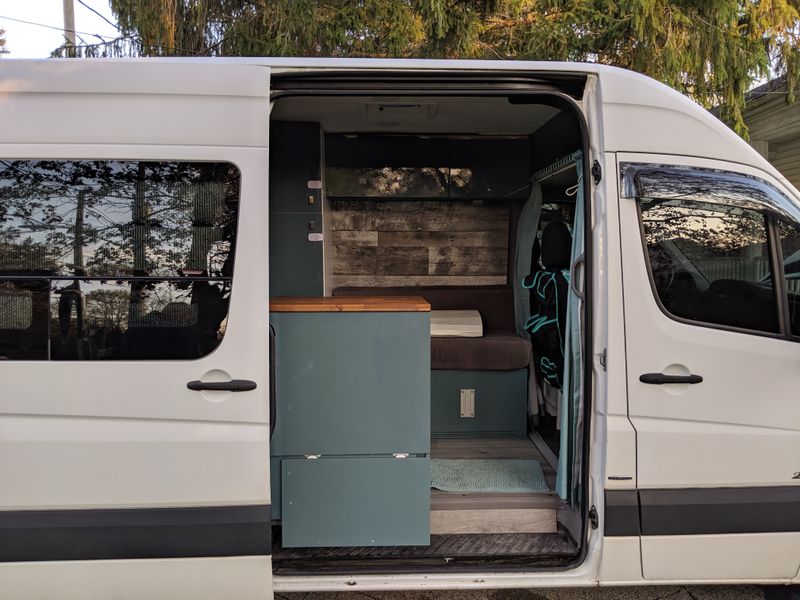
{"left": 62, "top": 0, "right": 76, "bottom": 57}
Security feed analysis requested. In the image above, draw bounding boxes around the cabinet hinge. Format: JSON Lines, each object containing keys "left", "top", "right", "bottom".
{"left": 591, "top": 159, "right": 602, "bottom": 185}
{"left": 600, "top": 348, "right": 607, "bottom": 371}
{"left": 588, "top": 505, "right": 599, "bottom": 530}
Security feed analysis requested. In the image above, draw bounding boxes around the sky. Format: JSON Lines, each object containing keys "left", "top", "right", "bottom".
{"left": 1, "top": 0, "right": 120, "bottom": 58}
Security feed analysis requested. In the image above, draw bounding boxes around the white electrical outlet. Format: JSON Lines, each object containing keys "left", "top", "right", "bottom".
{"left": 459, "top": 389, "right": 475, "bottom": 418}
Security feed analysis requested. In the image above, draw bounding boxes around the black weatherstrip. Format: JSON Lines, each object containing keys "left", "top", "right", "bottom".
{"left": 604, "top": 490, "right": 640, "bottom": 537}
{"left": 639, "top": 487, "right": 800, "bottom": 536}
{"left": 0, "top": 505, "right": 271, "bottom": 562}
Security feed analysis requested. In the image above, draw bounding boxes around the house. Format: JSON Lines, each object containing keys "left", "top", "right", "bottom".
{"left": 743, "top": 76, "right": 800, "bottom": 189}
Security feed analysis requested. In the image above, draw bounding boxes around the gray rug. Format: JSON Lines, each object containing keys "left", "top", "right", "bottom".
{"left": 430, "top": 458, "right": 548, "bottom": 493}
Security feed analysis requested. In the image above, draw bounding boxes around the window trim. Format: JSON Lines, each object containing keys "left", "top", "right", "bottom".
{"left": 633, "top": 192, "right": 787, "bottom": 341}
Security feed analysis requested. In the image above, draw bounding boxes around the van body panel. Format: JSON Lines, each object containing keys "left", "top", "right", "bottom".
{"left": 0, "top": 556, "right": 273, "bottom": 600}
{"left": 641, "top": 533, "right": 800, "bottom": 582}
{"left": 0, "top": 62, "right": 269, "bottom": 147}
{"left": 0, "top": 62, "right": 273, "bottom": 594}
{"left": 619, "top": 151, "right": 800, "bottom": 581}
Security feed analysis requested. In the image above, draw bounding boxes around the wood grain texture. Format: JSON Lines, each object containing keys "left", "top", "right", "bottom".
{"left": 330, "top": 199, "right": 509, "bottom": 288}
{"left": 270, "top": 296, "right": 431, "bottom": 312}
{"left": 430, "top": 508, "right": 556, "bottom": 534}
{"left": 333, "top": 275, "right": 508, "bottom": 287}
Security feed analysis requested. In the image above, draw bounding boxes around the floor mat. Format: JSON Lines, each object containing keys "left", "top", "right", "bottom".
{"left": 430, "top": 458, "right": 548, "bottom": 493}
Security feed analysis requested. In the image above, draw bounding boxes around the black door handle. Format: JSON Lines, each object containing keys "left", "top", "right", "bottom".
{"left": 639, "top": 373, "right": 703, "bottom": 385}
{"left": 187, "top": 380, "right": 257, "bottom": 392}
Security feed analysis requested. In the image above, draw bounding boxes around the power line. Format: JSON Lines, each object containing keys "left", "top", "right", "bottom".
{"left": 0, "top": 14, "right": 115, "bottom": 41}
{"left": 76, "top": 0, "right": 120, "bottom": 32}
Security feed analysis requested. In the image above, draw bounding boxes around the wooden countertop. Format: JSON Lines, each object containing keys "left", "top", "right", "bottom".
{"left": 270, "top": 296, "right": 431, "bottom": 313}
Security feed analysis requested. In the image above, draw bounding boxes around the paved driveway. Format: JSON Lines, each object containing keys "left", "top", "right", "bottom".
{"left": 279, "top": 585, "right": 767, "bottom": 600}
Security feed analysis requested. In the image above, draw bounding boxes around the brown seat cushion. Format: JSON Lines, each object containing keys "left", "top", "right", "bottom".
{"left": 432, "top": 333, "right": 531, "bottom": 371}
{"left": 334, "top": 286, "right": 530, "bottom": 371}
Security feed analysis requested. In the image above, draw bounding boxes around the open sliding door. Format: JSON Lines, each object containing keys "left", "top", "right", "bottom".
{"left": 0, "top": 61, "right": 273, "bottom": 599}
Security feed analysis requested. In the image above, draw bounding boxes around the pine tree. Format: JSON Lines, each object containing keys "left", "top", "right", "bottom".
{"left": 56, "top": 1, "right": 800, "bottom": 136}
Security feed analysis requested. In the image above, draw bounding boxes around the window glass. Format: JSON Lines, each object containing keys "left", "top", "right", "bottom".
{"left": 0, "top": 160, "right": 239, "bottom": 360}
{"left": 777, "top": 220, "right": 800, "bottom": 336}
{"left": 639, "top": 198, "right": 778, "bottom": 333}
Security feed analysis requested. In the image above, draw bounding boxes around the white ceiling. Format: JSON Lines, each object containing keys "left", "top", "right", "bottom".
{"left": 271, "top": 95, "right": 560, "bottom": 135}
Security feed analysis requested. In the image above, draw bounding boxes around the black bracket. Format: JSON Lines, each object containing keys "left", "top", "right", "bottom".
{"left": 591, "top": 159, "right": 602, "bottom": 185}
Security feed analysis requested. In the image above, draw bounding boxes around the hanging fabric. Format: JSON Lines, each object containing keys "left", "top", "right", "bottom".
{"left": 555, "top": 153, "right": 584, "bottom": 504}
{"left": 514, "top": 182, "right": 544, "bottom": 336}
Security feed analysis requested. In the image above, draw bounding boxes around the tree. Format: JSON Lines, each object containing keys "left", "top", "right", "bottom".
{"left": 0, "top": 28, "right": 8, "bottom": 56}
{"left": 56, "top": 1, "right": 800, "bottom": 136}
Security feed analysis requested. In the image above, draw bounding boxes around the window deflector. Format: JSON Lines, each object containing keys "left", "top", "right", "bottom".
{"left": 620, "top": 163, "right": 800, "bottom": 224}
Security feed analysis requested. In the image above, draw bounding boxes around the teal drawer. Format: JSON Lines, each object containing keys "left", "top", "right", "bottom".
{"left": 270, "top": 311, "right": 430, "bottom": 456}
{"left": 281, "top": 456, "right": 430, "bottom": 547}
{"left": 431, "top": 369, "right": 527, "bottom": 437}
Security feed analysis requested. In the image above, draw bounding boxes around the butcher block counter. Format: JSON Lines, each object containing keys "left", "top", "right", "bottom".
{"left": 269, "top": 296, "right": 431, "bottom": 548}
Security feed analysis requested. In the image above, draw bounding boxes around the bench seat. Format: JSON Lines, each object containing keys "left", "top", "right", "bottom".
{"left": 334, "top": 286, "right": 530, "bottom": 371}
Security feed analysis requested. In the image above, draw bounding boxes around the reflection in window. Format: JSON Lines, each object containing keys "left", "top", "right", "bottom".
{"left": 0, "top": 160, "right": 238, "bottom": 277}
{"left": 0, "top": 160, "right": 239, "bottom": 360}
{"left": 640, "top": 199, "right": 778, "bottom": 333}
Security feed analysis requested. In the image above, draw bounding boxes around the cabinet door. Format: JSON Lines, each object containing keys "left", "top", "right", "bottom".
{"left": 281, "top": 457, "right": 430, "bottom": 547}
{"left": 270, "top": 311, "right": 430, "bottom": 456}
{"left": 619, "top": 154, "right": 800, "bottom": 581}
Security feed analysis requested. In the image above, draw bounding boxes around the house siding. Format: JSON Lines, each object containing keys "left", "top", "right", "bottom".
{"left": 744, "top": 80, "right": 800, "bottom": 190}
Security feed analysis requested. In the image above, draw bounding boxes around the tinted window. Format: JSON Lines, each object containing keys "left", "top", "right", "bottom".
{"left": 639, "top": 198, "right": 778, "bottom": 333}
{"left": 0, "top": 160, "right": 239, "bottom": 360}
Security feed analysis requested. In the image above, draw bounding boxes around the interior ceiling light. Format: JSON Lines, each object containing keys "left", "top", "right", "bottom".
{"left": 362, "top": 102, "right": 439, "bottom": 122}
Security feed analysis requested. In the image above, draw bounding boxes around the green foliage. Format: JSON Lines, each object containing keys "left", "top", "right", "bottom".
{"left": 0, "top": 28, "right": 8, "bottom": 56}
{"left": 57, "top": 1, "right": 800, "bottom": 136}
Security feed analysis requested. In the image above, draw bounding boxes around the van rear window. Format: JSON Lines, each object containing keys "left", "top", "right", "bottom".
{"left": 0, "top": 160, "right": 239, "bottom": 360}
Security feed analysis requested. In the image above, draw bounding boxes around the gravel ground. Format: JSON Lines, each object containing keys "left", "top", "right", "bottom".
{"left": 278, "top": 585, "right": 768, "bottom": 600}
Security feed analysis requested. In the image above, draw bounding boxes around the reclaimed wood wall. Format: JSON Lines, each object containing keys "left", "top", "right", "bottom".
{"left": 330, "top": 199, "right": 509, "bottom": 288}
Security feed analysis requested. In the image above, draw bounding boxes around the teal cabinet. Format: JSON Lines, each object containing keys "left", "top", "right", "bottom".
{"left": 431, "top": 369, "right": 527, "bottom": 437}
{"left": 269, "top": 121, "right": 324, "bottom": 297}
{"left": 270, "top": 304, "right": 431, "bottom": 547}
{"left": 281, "top": 457, "right": 430, "bottom": 547}
{"left": 270, "top": 311, "right": 430, "bottom": 456}
{"left": 269, "top": 213, "right": 324, "bottom": 297}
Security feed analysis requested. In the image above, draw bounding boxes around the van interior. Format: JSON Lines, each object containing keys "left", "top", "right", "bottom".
{"left": 267, "top": 79, "right": 589, "bottom": 573}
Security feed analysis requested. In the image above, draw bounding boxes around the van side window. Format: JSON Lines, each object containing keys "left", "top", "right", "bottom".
{"left": 0, "top": 160, "right": 239, "bottom": 360}
{"left": 777, "top": 219, "right": 800, "bottom": 337}
{"left": 639, "top": 199, "right": 779, "bottom": 334}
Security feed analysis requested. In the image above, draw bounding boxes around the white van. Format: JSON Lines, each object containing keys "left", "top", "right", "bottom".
{"left": 1, "top": 58, "right": 799, "bottom": 599}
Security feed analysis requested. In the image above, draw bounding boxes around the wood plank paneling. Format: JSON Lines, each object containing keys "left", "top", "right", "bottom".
{"left": 330, "top": 199, "right": 509, "bottom": 288}
{"left": 334, "top": 275, "right": 508, "bottom": 287}
{"left": 430, "top": 508, "right": 557, "bottom": 534}
{"left": 429, "top": 247, "right": 508, "bottom": 276}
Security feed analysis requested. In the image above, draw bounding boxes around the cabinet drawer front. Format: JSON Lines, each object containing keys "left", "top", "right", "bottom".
{"left": 281, "top": 457, "right": 430, "bottom": 548}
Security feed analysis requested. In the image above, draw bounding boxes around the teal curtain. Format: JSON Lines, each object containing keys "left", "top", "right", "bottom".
{"left": 555, "top": 153, "right": 584, "bottom": 503}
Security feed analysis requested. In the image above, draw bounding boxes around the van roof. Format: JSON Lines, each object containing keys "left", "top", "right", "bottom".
{"left": 0, "top": 57, "right": 795, "bottom": 197}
